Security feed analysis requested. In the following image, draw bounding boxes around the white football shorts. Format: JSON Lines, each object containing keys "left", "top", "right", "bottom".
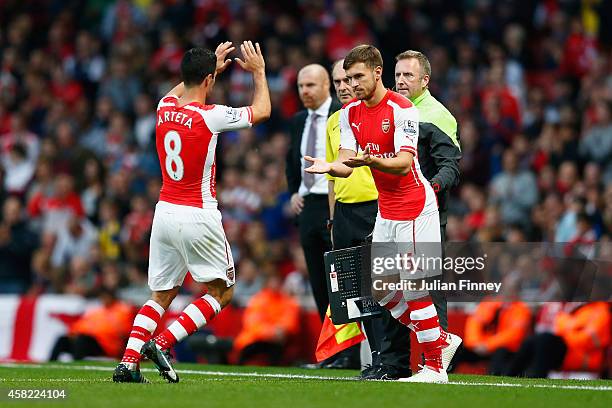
{"left": 148, "top": 201, "right": 235, "bottom": 291}
{"left": 372, "top": 210, "right": 442, "bottom": 300}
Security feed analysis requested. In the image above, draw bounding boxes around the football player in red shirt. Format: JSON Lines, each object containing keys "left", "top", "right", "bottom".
{"left": 305, "top": 45, "right": 458, "bottom": 383}
{"left": 113, "top": 41, "right": 270, "bottom": 383}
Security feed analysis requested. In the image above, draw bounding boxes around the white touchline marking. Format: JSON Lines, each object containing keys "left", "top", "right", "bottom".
{"left": 0, "top": 378, "right": 100, "bottom": 382}
{"left": 445, "top": 380, "right": 612, "bottom": 392}
{"left": 1, "top": 363, "right": 611, "bottom": 391}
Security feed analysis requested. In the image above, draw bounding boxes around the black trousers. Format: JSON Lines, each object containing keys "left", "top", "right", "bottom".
{"left": 332, "top": 200, "right": 378, "bottom": 250}
{"left": 298, "top": 194, "right": 332, "bottom": 321}
{"left": 50, "top": 334, "right": 105, "bottom": 360}
{"left": 333, "top": 200, "right": 380, "bottom": 365}
{"left": 376, "top": 226, "right": 449, "bottom": 369}
{"left": 505, "top": 333, "right": 567, "bottom": 378}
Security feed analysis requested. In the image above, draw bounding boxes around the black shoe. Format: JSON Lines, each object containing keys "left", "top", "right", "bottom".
{"left": 356, "top": 364, "right": 378, "bottom": 379}
{"left": 322, "top": 356, "right": 361, "bottom": 370}
{"left": 112, "top": 363, "right": 149, "bottom": 383}
{"left": 360, "top": 364, "right": 411, "bottom": 380}
{"left": 140, "top": 340, "right": 179, "bottom": 383}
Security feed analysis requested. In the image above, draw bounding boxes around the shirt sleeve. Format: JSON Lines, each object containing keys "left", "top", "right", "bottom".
{"left": 325, "top": 114, "right": 339, "bottom": 181}
{"left": 394, "top": 105, "right": 419, "bottom": 155}
{"left": 204, "top": 105, "right": 253, "bottom": 133}
{"left": 338, "top": 107, "right": 358, "bottom": 153}
{"left": 156, "top": 95, "right": 178, "bottom": 111}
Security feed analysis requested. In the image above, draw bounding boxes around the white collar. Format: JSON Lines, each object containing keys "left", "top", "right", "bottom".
{"left": 308, "top": 96, "right": 332, "bottom": 118}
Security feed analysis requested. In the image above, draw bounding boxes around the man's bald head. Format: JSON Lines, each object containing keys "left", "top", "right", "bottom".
{"left": 297, "top": 64, "right": 330, "bottom": 110}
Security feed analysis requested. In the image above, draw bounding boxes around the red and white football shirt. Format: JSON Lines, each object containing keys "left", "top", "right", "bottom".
{"left": 155, "top": 95, "right": 253, "bottom": 209}
{"left": 339, "top": 90, "right": 437, "bottom": 221}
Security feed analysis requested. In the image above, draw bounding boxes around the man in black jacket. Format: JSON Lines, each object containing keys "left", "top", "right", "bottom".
{"left": 0, "top": 196, "right": 39, "bottom": 293}
{"left": 286, "top": 64, "right": 342, "bottom": 322}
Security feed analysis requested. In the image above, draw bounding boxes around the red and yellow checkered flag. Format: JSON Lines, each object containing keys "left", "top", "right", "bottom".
{"left": 315, "top": 305, "right": 365, "bottom": 362}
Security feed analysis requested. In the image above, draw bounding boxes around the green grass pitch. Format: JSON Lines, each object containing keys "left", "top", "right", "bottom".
{"left": 0, "top": 362, "right": 610, "bottom": 408}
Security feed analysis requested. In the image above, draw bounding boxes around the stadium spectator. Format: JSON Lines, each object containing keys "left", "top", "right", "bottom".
{"left": 49, "top": 287, "right": 134, "bottom": 361}
{"left": 1, "top": 113, "right": 40, "bottom": 165}
{"left": 50, "top": 215, "right": 98, "bottom": 270}
{"left": 232, "top": 258, "right": 264, "bottom": 308}
{"left": 64, "top": 31, "right": 106, "bottom": 97}
{"left": 489, "top": 150, "right": 538, "bottom": 227}
{"left": 326, "top": 1, "right": 373, "bottom": 61}
{"left": 98, "top": 58, "right": 142, "bottom": 113}
{"left": 579, "top": 101, "right": 612, "bottom": 182}
{"left": 27, "top": 173, "right": 85, "bottom": 238}
{"left": 120, "top": 195, "right": 153, "bottom": 263}
{"left": 63, "top": 256, "right": 98, "bottom": 296}
{"left": 1, "top": 143, "right": 35, "bottom": 195}
{"left": 0, "top": 196, "right": 39, "bottom": 293}
{"left": 234, "top": 273, "right": 300, "bottom": 366}
{"left": 98, "top": 198, "right": 121, "bottom": 261}
{"left": 80, "top": 158, "right": 105, "bottom": 223}
{"left": 132, "top": 93, "right": 156, "bottom": 151}
{"left": 458, "top": 299, "right": 532, "bottom": 375}
{"left": 506, "top": 302, "right": 611, "bottom": 378}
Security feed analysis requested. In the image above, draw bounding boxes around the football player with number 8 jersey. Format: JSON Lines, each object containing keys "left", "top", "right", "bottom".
{"left": 113, "top": 41, "right": 270, "bottom": 383}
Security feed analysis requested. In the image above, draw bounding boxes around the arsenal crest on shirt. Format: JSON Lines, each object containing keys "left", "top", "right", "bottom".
{"left": 381, "top": 118, "right": 390, "bottom": 133}
{"left": 226, "top": 266, "right": 235, "bottom": 281}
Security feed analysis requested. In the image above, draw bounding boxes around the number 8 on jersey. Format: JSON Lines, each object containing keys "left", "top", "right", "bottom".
{"left": 164, "top": 131, "right": 184, "bottom": 181}
{"left": 156, "top": 95, "right": 253, "bottom": 208}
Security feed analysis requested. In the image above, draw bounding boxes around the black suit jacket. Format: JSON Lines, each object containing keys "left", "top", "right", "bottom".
{"left": 286, "top": 99, "right": 343, "bottom": 195}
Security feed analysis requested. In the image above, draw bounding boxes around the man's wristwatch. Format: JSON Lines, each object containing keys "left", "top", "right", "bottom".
{"left": 326, "top": 219, "right": 333, "bottom": 230}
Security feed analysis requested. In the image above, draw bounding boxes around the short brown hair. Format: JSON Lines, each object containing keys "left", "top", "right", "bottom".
{"left": 343, "top": 45, "right": 383, "bottom": 71}
{"left": 395, "top": 50, "right": 431, "bottom": 77}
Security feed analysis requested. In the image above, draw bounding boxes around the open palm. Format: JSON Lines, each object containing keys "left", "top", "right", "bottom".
{"left": 215, "top": 41, "right": 235, "bottom": 75}
{"left": 304, "top": 156, "right": 331, "bottom": 174}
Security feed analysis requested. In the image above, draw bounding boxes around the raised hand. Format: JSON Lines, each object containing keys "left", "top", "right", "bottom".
{"left": 343, "top": 145, "right": 373, "bottom": 168}
{"left": 304, "top": 156, "right": 332, "bottom": 174}
{"left": 215, "top": 41, "right": 235, "bottom": 75}
{"left": 234, "top": 41, "right": 265, "bottom": 74}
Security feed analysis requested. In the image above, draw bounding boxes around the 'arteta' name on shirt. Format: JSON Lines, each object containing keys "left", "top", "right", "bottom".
{"left": 157, "top": 111, "right": 193, "bottom": 129}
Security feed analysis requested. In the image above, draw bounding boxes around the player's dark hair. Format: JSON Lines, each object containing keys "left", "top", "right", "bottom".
{"left": 343, "top": 45, "right": 383, "bottom": 71}
{"left": 181, "top": 48, "right": 216, "bottom": 87}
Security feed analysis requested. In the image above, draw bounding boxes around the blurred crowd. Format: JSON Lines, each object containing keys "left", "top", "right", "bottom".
{"left": 0, "top": 0, "right": 611, "bottom": 365}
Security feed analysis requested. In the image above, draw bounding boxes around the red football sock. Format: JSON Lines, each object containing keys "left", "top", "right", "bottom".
{"left": 408, "top": 298, "right": 442, "bottom": 372}
{"left": 121, "top": 300, "right": 165, "bottom": 364}
{"left": 154, "top": 294, "right": 221, "bottom": 350}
